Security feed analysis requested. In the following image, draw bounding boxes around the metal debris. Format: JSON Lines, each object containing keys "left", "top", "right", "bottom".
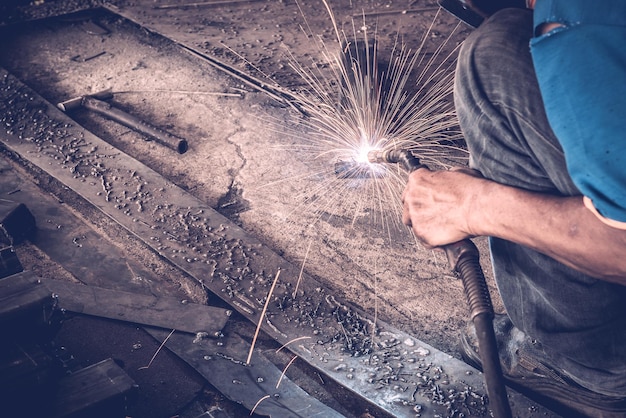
{"left": 0, "top": 64, "right": 557, "bottom": 418}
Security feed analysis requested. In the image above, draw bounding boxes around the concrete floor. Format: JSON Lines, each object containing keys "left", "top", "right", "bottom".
{"left": 0, "top": 1, "right": 554, "bottom": 417}
{"left": 1, "top": 0, "right": 489, "bottom": 362}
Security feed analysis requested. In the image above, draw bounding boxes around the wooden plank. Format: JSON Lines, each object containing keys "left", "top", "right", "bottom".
{"left": 0, "top": 246, "right": 23, "bottom": 279}
{"left": 0, "top": 201, "right": 36, "bottom": 245}
{"left": 53, "top": 358, "right": 136, "bottom": 418}
{"left": 0, "top": 341, "right": 60, "bottom": 418}
{"left": 0, "top": 341, "right": 56, "bottom": 393}
{"left": 0, "top": 271, "right": 56, "bottom": 332}
{"left": 41, "top": 278, "right": 231, "bottom": 335}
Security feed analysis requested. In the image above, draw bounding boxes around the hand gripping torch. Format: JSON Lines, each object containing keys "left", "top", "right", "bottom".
{"left": 368, "top": 149, "right": 512, "bottom": 418}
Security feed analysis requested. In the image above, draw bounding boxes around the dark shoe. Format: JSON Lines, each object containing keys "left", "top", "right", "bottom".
{"left": 460, "top": 314, "right": 626, "bottom": 417}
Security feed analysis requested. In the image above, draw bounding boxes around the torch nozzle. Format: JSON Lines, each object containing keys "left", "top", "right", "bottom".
{"left": 366, "top": 149, "right": 388, "bottom": 164}
{"left": 367, "top": 149, "right": 424, "bottom": 172}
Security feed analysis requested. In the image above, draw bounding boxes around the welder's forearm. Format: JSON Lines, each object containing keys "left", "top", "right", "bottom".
{"left": 472, "top": 181, "right": 626, "bottom": 285}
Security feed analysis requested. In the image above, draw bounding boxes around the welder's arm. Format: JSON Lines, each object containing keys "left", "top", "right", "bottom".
{"left": 402, "top": 169, "right": 626, "bottom": 286}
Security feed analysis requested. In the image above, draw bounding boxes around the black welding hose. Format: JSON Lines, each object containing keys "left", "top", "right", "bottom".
{"left": 449, "top": 241, "right": 512, "bottom": 418}
{"left": 476, "top": 315, "right": 512, "bottom": 416}
{"left": 371, "top": 149, "right": 513, "bottom": 418}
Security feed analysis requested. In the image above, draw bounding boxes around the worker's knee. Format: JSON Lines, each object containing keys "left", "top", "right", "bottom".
{"left": 455, "top": 8, "right": 533, "bottom": 110}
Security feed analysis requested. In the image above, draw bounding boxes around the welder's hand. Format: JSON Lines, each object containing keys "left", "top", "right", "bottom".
{"left": 401, "top": 167, "right": 484, "bottom": 247}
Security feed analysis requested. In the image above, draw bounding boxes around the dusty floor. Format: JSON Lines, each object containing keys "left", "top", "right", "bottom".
{"left": 0, "top": 0, "right": 513, "bottom": 416}
{"left": 2, "top": 1, "right": 496, "bottom": 362}
{"left": 0, "top": 0, "right": 499, "bottom": 357}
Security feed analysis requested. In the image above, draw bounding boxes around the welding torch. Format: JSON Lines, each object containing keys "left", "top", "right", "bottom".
{"left": 368, "top": 148, "right": 513, "bottom": 418}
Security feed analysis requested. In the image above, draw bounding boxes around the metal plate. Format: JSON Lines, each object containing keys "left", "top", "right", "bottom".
{"left": 41, "top": 278, "right": 231, "bottom": 335}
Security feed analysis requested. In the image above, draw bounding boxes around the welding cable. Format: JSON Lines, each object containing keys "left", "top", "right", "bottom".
{"left": 369, "top": 148, "right": 513, "bottom": 418}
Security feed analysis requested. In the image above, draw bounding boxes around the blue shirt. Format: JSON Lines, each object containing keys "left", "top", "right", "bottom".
{"left": 530, "top": 0, "right": 626, "bottom": 225}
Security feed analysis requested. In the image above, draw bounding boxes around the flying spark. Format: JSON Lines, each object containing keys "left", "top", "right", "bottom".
{"left": 272, "top": 0, "right": 468, "bottom": 236}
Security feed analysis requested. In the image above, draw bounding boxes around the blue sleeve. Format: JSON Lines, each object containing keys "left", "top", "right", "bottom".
{"left": 529, "top": 0, "right": 626, "bottom": 223}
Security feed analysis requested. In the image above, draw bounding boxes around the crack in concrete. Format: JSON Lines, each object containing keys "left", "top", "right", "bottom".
{"left": 216, "top": 127, "right": 250, "bottom": 224}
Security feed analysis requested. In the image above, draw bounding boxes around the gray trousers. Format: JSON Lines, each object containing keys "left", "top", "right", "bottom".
{"left": 453, "top": 8, "right": 626, "bottom": 396}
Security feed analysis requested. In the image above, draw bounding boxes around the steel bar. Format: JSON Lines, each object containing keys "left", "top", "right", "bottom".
{"left": 352, "top": 6, "right": 440, "bottom": 18}
{"left": 103, "top": 3, "right": 305, "bottom": 114}
{"left": 154, "top": 0, "right": 264, "bottom": 10}
{"left": 58, "top": 94, "right": 189, "bottom": 154}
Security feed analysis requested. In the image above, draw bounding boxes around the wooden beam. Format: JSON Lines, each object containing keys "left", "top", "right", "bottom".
{"left": 42, "top": 278, "right": 231, "bottom": 335}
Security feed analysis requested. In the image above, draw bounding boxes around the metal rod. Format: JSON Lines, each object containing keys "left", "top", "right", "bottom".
{"left": 154, "top": 0, "right": 263, "bottom": 10}
{"left": 352, "top": 6, "right": 440, "bottom": 18}
{"left": 81, "top": 97, "right": 188, "bottom": 154}
{"left": 59, "top": 94, "right": 189, "bottom": 154}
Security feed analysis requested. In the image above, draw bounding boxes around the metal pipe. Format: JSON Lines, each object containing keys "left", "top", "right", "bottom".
{"left": 368, "top": 148, "right": 512, "bottom": 418}
{"left": 56, "top": 88, "right": 114, "bottom": 112}
{"left": 57, "top": 91, "right": 188, "bottom": 154}
{"left": 80, "top": 97, "right": 188, "bottom": 154}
